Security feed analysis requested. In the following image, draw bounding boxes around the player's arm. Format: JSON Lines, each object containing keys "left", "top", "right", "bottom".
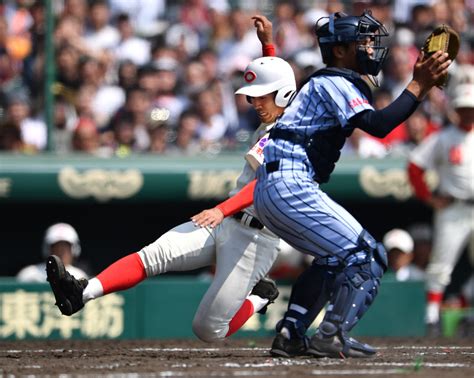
{"left": 407, "top": 162, "right": 453, "bottom": 209}
{"left": 351, "top": 51, "right": 452, "bottom": 138}
{"left": 191, "top": 179, "right": 256, "bottom": 228}
{"left": 252, "top": 15, "right": 276, "bottom": 57}
{"left": 350, "top": 90, "right": 420, "bottom": 137}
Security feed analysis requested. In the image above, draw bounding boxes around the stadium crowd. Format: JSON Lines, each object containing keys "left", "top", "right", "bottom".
{"left": 0, "top": 0, "right": 473, "bottom": 157}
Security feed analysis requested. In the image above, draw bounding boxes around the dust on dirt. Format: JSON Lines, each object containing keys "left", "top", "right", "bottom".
{"left": 0, "top": 337, "right": 472, "bottom": 377}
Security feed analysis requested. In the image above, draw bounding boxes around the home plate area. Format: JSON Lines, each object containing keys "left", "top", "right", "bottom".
{"left": 0, "top": 337, "right": 472, "bottom": 377}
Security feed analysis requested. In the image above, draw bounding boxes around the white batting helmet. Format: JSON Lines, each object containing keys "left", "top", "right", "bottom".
{"left": 235, "top": 56, "right": 296, "bottom": 107}
{"left": 42, "top": 223, "right": 81, "bottom": 259}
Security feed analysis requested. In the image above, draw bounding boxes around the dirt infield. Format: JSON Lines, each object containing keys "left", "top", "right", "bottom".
{"left": 0, "top": 337, "right": 472, "bottom": 377}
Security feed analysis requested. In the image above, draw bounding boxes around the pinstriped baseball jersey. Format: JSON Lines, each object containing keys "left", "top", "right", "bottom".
{"left": 263, "top": 75, "right": 374, "bottom": 178}
{"left": 254, "top": 74, "right": 374, "bottom": 265}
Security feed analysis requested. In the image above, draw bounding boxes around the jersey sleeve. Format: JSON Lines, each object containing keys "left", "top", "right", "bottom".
{"left": 317, "top": 76, "right": 373, "bottom": 128}
{"left": 408, "top": 132, "right": 440, "bottom": 170}
{"left": 244, "top": 132, "right": 270, "bottom": 171}
{"left": 216, "top": 179, "right": 256, "bottom": 217}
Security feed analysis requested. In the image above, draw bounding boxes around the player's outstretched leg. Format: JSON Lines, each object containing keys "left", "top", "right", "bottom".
{"left": 46, "top": 255, "right": 88, "bottom": 316}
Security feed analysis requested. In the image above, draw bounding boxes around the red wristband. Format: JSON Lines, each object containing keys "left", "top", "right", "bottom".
{"left": 263, "top": 44, "right": 276, "bottom": 57}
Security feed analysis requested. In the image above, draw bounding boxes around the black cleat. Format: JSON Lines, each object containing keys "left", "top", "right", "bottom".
{"left": 308, "top": 330, "right": 376, "bottom": 358}
{"left": 251, "top": 276, "right": 279, "bottom": 314}
{"left": 270, "top": 333, "right": 309, "bottom": 357}
{"left": 46, "top": 255, "right": 88, "bottom": 316}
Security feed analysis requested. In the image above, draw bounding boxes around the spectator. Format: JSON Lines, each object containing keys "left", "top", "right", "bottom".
{"left": 60, "top": 0, "right": 88, "bottom": 24}
{"left": 54, "top": 43, "right": 82, "bottom": 102}
{"left": 114, "top": 13, "right": 150, "bottom": 66}
{"left": 52, "top": 96, "right": 77, "bottom": 154}
{"left": 388, "top": 108, "right": 439, "bottom": 156}
{"left": 167, "top": 109, "right": 201, "bottom": 156}
{"left": 195, "top": 87, "right": 229, "bottom": 150}
{"left": 216, "top": 8, "right": 262, "bottom": 76}
{"left": 383, "top": 228, "right": 425, "bottom": 281}
{"left": 0, "top": 120, "right": 35, "bottom": 153}
{"left": 83, "top": 0, "right": 120, "bottom": 54}
{"left": 407, "top": 222, "right": 433, "bottom": 275}
{"left": 0, "top": 1, "right": 473, "bottom": 156}
{"left": 71, "top": 116, "right": 111, "bottom": 156}
{"left": 109, "top": 85, "right": 152, "bottom": 151}
{"left": 117, "top": 59, "right": 138, "bottom": 91}
{"left": 6, "top": 91, "right": 46, "bottom": 151}
{"left": 16, "top": 222, "right": 88, "bottom": 283}
{"left": 108, "top": 0, "right": 167, "bottom": 38}
{"left": 78, "top": 56, "right": 125, "bottom": 129}
{"left": 342, "top": 128, "right": 387, "bottom": 158}
{"left": 151, "top": 56, "right": 188, "bottom": 126}
{"left": 165, "top": 22, "right": 200, "bottom": 62}
{"left": 383, "top": 44, "right": 417, "bottom": 99}
{"left": 147, "top": 121, "right": 169, "bottom": 154}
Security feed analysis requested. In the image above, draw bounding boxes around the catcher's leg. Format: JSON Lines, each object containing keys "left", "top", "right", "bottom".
{"left": 270, "top": 261, "right": 333, "bottom": 357}
{"left": 308, "top": 232, "right": 387, "bottom": 358}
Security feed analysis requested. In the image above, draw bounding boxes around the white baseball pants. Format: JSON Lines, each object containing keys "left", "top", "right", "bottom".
{"left": 138, "top": 217, "right": 280, "bottom": 342}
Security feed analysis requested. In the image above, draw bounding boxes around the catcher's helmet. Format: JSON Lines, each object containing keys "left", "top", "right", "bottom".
{"left": 42, "top": 223, "right": 81, "bottom": 258}
{"left": 235, "top": 56, "right": 296, "bottom": 107}
{"left": 315, "top": 11, "right": 389, "bottom": 76}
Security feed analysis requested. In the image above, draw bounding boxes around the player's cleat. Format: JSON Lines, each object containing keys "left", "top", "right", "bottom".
{"left": 251, "top": 276, "right": 279, "bottom": 314}
{"left": 46, "top": 255, "right": 88, "bottom": 316}
{"left": 308, "top": 329, "right": 376, "bottom": 358}
{"left": 270, "top": 333, "right": 310, "bottom": 357}
{"left": 426, "top": 321, "right": 443, "bottom": 338}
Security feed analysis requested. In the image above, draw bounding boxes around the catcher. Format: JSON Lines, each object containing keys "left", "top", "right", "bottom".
{"left": 250, "top": 13, "right": 459, "bottom": 358}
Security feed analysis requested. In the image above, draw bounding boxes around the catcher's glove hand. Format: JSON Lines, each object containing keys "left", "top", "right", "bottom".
{"left": 422, "top": 24, "right": 461, "bottom": 87}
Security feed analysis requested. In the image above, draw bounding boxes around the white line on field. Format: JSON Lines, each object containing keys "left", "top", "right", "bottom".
{"left": 3, "top": 345, "right": 472, "bottom": 354}
{"left": 311, "top": 369, "right": 404, "bottom": 375}
{"left": 382, "top": 346, "right": 473, "bottom": 350}
{"left": 361, "top": 362, "right": 469, "bottom": 368}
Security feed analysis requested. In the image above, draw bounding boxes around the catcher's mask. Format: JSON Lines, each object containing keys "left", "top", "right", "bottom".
{"left": 235, "top": 56, "right": 296, "bottom": 107}
{"left": 316, "top": 10, "right": 389, "bottom": 76}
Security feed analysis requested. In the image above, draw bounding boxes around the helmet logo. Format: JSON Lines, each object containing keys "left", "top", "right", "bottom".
{"left": 244, "top": 70, "right": 256, "bottom": 83}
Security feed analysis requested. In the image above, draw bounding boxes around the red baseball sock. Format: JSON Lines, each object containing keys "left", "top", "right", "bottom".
{"left": 226, "top": 299, "right": 254, "bottom": 337}
{"left": 96, "top": 252, "right": 147, "bottom": 295}
{"left": 427, "top": 291, "right": 443, "bottom": 304}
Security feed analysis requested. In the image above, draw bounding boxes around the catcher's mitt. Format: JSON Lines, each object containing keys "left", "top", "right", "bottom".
{"left": 422, "top": 24, "right": 461, "bottom": 87}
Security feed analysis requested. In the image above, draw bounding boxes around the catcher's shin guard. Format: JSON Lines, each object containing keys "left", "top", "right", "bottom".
{"left": 323, "top": 234, "right": 387, "bottom": 333}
